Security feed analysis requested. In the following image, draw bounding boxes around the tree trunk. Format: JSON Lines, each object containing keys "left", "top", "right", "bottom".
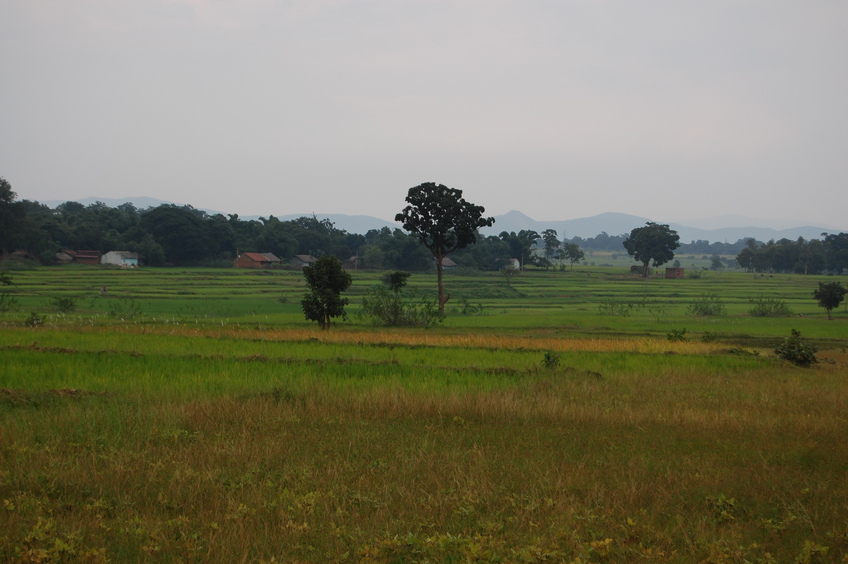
{"left": 436, "top": 253, "right": 447, "bottom": 312}
{"left": 643, "top": 261, "right": 650, "bottom": 278}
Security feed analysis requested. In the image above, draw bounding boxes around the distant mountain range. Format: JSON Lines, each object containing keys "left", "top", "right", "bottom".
{"left": 39, "top": 197, "right": 844, "bottom": 243}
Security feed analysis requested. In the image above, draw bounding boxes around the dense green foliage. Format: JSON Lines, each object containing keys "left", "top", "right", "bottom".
{"left": 774, "top": 328, "right": 818, "bottom": 366}
{"left": 623, "top": 222, "right": 681, "bottom": 277}
{"left": 813, "top": 280, "right": 847, "bottom": 320}
{"left": 396, "top": 182, "right": 495, "bottom": 310}
{"left": 357, "top": 271, "right": 443, "bottom": 327}
{"left": 2, "top": 175, "right": 846, "bottom": 277}
{"left": 735, "top": 234, "right": 848, "bottom": 274}
{"left": 301, "top": 255, "right": 352, "bottom": 329}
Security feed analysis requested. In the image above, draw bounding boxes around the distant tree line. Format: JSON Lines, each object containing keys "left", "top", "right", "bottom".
{"left": 734, "top": 234, "right": 848, "bottom": 275}
{"left": 0, "top": 180, "right": 522, "bottom": 270}
{"left": 2, "top": 177, "right": 844, "bottom": 274}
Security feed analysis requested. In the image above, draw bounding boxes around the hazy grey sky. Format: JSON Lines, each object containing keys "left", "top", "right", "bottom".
{"left": 2, "top": 1, "right": 846, "bottom": 228}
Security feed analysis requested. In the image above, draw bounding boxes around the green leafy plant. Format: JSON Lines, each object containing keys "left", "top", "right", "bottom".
{"left": 701, "top": 331, "right": 718, "bottom": 343}
{"left": 687, "top": 293, "right": 727, "bottom": 317}
{"left": 774, "top": 329, "right": 817, "bottom": 367}
{"left": 541, "top": 351, "right": 560, "bottom": 368}
{"left": 24, "top": 312, "right": 43, "bottom": 327}
{"left": 748, "top": 296, "right": 793, "bottom": 317}
{"left": 49, "top": 296, "right": 77, "bottom": 314}
{"left": 358, "top": 272, "right": 443, "bottom": 328}
{"left": 451, "top": 298, "right": 484, "bottom": 316}
{"left": 667, "top": 328, "right": 687, "bottom": 342}
{"left": 597, "top": 299, "right": 633, "bottom": 316}
{"left": 106, "top": 299, "right": 143, "bottom": 320}
{"left": 0, "top": 291, "right": 19, "bottom": 312}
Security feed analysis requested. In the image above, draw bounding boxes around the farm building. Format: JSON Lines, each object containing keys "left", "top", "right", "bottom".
{"left": 291, "top": 255, "right": 318, "bottom": 269}
{"left": 56, "top": 250, "right": 101, "bottom": 265}
{"left": 233, "top": 252, "right": 282, "bottom": 269}
{"left": 665, "top": 267, "right": 685, "bottom": 279}
{"left": 101, "top": 251, "right": 139, "bottom": 267}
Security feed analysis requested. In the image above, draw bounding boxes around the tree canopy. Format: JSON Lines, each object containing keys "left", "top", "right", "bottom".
{"left": 813, "top": 281, "right": 846, "bottom": 320}
{"left": 301, "top": 255, "right": 352, "bottom": 329}
{"left": 623, "top": 222, "right": 680, "bottom": 278}
{"left": 396, "top": 182, "right": 494, "bottom": 311}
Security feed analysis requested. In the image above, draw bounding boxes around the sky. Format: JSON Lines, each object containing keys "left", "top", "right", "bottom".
{"left": 1, "top": 0, "right": 846, "bottom": 229}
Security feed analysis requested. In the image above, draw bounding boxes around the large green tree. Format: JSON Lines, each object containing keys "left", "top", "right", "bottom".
{"left": 499, "top": 230, "right": 540, "bottom": 270}
{"left": 396, "top": 182, "right": 494, "bottom": 312}
{"left": 623, "top": 222, "right": 680, "bottom": 278}
{"left": 301, "top": 255, "right": 352, "bottom": 329}
{"left": 542, "top": 229, "right": 560, "bottom": 260}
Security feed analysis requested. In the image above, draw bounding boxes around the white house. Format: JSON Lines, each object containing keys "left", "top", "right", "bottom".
{"left": 101, "top": 251, "right": 139, "bottom": 267}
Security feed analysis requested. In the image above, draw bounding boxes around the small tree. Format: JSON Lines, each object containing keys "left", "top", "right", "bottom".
{"left": 559, "top": 242, "right": 585, "bottom": 271}
{"left": 623, "top": 222, "right": 680, "bottom": 278}
{"left": 542, "top": 229, "right": 560, "bottom": 260}
{"left": 301, "top": 255, "right": 352, "bottom": 329}
{"left": 396, "top": 182, "right": 494, "bottom": 312}
{"left": 813, "top": 281, "right": 846, "bottom": 320}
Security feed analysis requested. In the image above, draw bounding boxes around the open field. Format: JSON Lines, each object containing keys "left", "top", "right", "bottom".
{"left": 1, "top": 266, "right": 847, "bottom": 562}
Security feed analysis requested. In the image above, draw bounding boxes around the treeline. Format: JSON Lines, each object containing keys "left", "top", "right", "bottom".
{"left": 569, "top": 231, "right": 753, "bottom": 255}
{"left": 735, "top": 235, "right": 848, "bottom": 275}
{"left": 3, "top": 179, "right": 846, "bottom": 273}
{"left": 0, "top": 191, "right": 536, "bottom": 270}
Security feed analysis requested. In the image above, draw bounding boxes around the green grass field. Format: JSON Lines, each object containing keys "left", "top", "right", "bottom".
{"left": 1, "top": 265, "right": 846, "bottom": 562}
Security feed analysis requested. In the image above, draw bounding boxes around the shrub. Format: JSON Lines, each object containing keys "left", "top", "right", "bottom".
{"left": 358, "top": 285, "right": 443, "bottom": 327}
{"left": 541, "top": 351, "right": 560, "bottom": 368}
{"left": 748, "top": 296, "right": 793, "bottom": 317}
{"left": 451, "top": 298, "right": 484, "bottom": 316}
{"left": 774, "top": 329, "right": 817, "bottom": 367}
{"left": 106, "top": 299, "right": 143, "bottom": 320}
{"left": 50, "top": 296, "right": 77, "bottom": 314}
{"left": 667, "top": 328, "right": 687, "bottom": 342}
{"left": 597, "top": 300, "right": 632, "bottom": 316}
{"left": 0, "top": 291, "right": 19, "bottom": 312}
{"left": 24, "top": 312, "right": 43, "bottom": 327}
{"left": 687, "top": 293, "right": 727, "bottom": 317}
{"left": 701, "top": 331, "right": 718, "bottom": 343}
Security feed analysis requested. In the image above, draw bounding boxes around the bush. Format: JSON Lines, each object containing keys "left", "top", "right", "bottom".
{"left": 774, "top": 329, "right": 817, "bottom": 367}
{"left": 50, "top": 296, "right": 77, "bottom": 314}
{"left": 597, "top": 300, "right": 633, "bottom": 316}
{"left": 358, "top": 285, "right": 444, "bottom": 328}
{"left": 701, "top": 332, "right": 718, "bottom": 343}
{"left": 0, "top": 291, "right": 19, "bottom": 312}
{"left": 24, "top": 312, "right": 43, "bottom": 327}
{"left": 667, "top": 328, "right": 687, "bottom": 342}
{"left": 450, "top": 298, "right": 484, "bottom": 316}
{"left": 106, "top": 299, "right": 143, "bottom": 320}
{"left": 748, "top": 296, "right": 793, "bottom": 317}
{"left": 687, "top": 293, "right": 727, "bottom": 317}
{"left": 541, "top": 351, "right": 560, "bottom": 368}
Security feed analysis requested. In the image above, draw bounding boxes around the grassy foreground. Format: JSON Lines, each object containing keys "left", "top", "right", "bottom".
{"left": 1, "top": 267, "right": 847, "bottom": 562}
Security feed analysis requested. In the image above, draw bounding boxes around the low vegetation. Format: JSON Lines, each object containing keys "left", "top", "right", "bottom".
{"left": 1, "top": 266, "right": 846, "bottom": 562}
